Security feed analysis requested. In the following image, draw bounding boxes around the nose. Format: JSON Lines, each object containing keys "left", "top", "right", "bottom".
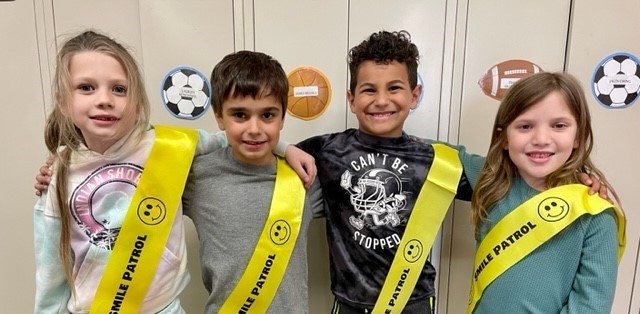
{"left": 531, "top": 127, "right": 550, "bottom": 145}
{"left": 96, "top": 88, "right": 114, "bottom": 107}
{"left": 247, "top": 117, "right": 261, "bottom": 135}
{"left": 374, "top": 91, "right": 390, "bottom": 106}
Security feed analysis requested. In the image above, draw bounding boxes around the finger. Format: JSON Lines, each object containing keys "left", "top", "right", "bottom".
{"left": 294, "top": 164, "right": 311, "bottom": 188}
{"left": 306, "top": 170, "right": 316, "bottom": 189}
{"left": 598, "top": 187, "right": 613, "bottom": 204}
{"left": 34, "top": 183, "right": 44, "bottom": 196}
{"left": 40, "top": 165, "right": 52, "bottom": 176}
{"left": 36, "top": 173, "right": 51, "bottom": 185}
{"left": 46, "top": 155, "right": 54, "bottom": 166}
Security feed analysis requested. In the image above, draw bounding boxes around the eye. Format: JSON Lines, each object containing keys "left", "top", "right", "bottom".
{"left": 553, "top": 122, "right": 569, "bottom": 129}
{"left": 231, "top": 112, "right": 246, "bottom": 119}
{"left": 262, "top": 111, "right": 276, "bottom": 119}
{"left": 516, "top": 124, "right": 532, "bottom": 130}
{"left": 361, "top": 87, "right": 376, "bottom": 94}
{"left": 78, "top": 84, "right": 94, "bottom": 92}
{"left": 389, "top": 85, "right": 403, "bottom": 92}
{"left": 113, "top": 85, "right": 127, "bottom": 95}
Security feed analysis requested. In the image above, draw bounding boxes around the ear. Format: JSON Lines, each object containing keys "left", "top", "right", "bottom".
{"left": 55, "top": 92, "right": 69, "bottom": 117}
{"left": 347, "top": 90, "right": 356, "bottom": 113}
{"left": 496, "top": 127, "right": 508, "bottom": 149}
{"left": 279, "top": 113, "right": 285, "bottom": 130}
{"left": 215, "top": 113, "right": 225, "bottom": 131}
{"left": 410, "top": 84, "right": 422, "bottom": 110}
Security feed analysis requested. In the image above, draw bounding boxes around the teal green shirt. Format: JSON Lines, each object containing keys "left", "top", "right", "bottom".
{"left": 473, "top": 176, "right": 619, "bottom": 314}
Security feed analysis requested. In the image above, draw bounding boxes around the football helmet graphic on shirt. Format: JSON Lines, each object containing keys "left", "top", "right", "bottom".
{"left": 341, "top": 169, "right": 408, "bottom": 230}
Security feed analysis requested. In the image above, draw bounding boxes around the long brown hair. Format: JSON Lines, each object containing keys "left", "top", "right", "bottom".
{"left": 471, "top": 72, "right": 623, "bottom": 235}
{"left": 44, "top": 30, "right": 150, "bottom": 293}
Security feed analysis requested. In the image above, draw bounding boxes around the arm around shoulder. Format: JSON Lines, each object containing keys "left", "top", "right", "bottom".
{"left": 411, "top": 135, "right": 486, "bottom": 188}
{"left": 195, "top": 129, "right": 228, "bottom": 155}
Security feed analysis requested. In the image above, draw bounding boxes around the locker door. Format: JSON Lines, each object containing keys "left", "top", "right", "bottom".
{"left": 448, "top": 1, "right": 570, "bottom": 313}
{"left": 253, "top": 0, "right": 350, "bottom": 144}
{"left": 0, "top": 1, "right": 48, "bottom": 312}
{"left": 50, "top": 1, "right": 144, "bottom": 61}
{"left": 138, "top": 1, "right": 234, "bottom": 130}
{"left": 566, "top": 1, "right": 640, "bottom": 312}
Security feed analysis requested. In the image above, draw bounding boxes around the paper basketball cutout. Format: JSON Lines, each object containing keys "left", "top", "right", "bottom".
{"left": 287, "top": 66, "right": 332, "bottom": 120}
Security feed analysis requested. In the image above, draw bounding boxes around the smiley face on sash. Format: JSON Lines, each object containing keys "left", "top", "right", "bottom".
{"left": 537, "top": 197, "right": 570, "bottom": 222}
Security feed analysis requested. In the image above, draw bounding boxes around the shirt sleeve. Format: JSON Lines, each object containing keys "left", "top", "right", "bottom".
{"left": 296, "top": 134, "right": 329, "bottom": 158}
{"left": 34, "top": 192, "right": 71, "bottom": 313}
{"left": 410, "top": 136, "right": 486, "bottom": 199}
{"left": 195, "top": 130, "right": 228, "bottom": 156}
{"left": 561, "top": 209, "right": 618, "bottom": 314}
{"left": 307, "top": 180, "right": 325, "bottom": 218}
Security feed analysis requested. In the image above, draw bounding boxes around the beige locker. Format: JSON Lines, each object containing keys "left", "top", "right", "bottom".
{"left": 0, "top": 1, "right": 47, "bottom": 313}
{"left": 566, "top": 1, "right": 640, "bottom": 313}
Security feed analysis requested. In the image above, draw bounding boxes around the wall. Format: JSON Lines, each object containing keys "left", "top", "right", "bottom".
{"left": 1, "top": 0, "right": 637, "bottom": 313}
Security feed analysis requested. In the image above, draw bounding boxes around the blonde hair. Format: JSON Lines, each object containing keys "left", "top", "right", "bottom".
{"left": 44, "top": 30, "right": 150, "bottom": 293}
{"left": 471, "top": 72, "right": 623, "bottom": 235}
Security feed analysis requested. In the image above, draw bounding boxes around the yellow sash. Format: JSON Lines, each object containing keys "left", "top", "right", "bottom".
{"left": 467, "top": 184, "right": 626, "bottom": 313}
{"left": 90, "top": 126, "right": 198, "bottom": 313}
{"left": 219, "top": 157, "right": 306, "bottom": 313}
{"left": 372, "top": 144, "right": 463, "bottom": 314}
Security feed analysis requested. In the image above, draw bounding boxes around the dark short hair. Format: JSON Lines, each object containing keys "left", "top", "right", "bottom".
{"left": 210, "top": 50, "right": 288, "bottom": 117}
{"left": 348, "top": 30, "right": 419, "bottom": 94}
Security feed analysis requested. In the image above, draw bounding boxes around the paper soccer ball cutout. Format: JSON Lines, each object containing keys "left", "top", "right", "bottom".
{"left": 592, "top": 53, "right": 640, "bottom": 108}
{"left": 161, "top": 66, "right": 211, "bottom": 119}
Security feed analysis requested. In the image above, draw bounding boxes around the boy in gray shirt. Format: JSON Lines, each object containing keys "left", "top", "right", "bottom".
{"left": 182, "top": 50, "right": 324, "bottom": 313}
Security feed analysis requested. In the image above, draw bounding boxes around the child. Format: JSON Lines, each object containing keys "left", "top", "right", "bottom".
{"left": 33, "top": 31, "right": 313, "bottom": 313}
{"left": 468, "top": 72, "right": 626, "bottom": 313}
{"left": 180, "top": 50, "right": 324, "bottom": 313}
{"left": 34, "top": 30, "right": 200, "bottom": 313}
{"left": 297, "top": 30, "right": 483, "bottom": 314}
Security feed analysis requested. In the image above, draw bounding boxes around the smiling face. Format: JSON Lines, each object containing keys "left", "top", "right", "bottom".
{"left": 215, "top": 94, "right": 284, "bottom": 165}
{"left": 537, "top": 196, "right": 570, "bottom": 222}
{"left": 137, "top": 197, "right": 167, "bottom": 225}
{"left": 269, "top": 220, "right": 291, "bottom": 245}
{"left": 504, "top": 91, "right": 578, "bottom": 190}
{"left": 67, "top": 51, "right": 136, "bottom": 154}
{"left": 348, "top": 60, "right": 421, "bottom": 138}
{"left": 402, "top": 239, "right": 423, "bottom": 263}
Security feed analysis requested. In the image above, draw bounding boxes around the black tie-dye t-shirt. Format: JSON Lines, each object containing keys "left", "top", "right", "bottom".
{"left": 298, "top": 129, "right": 478, "bottom": 308}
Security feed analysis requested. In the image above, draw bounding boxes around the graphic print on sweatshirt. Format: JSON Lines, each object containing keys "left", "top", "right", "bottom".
{"left": 70, "top": 163, "right": 143, "bottom": 250}
{"left": 341, "top": 152, "right": 416, "bottom": 251}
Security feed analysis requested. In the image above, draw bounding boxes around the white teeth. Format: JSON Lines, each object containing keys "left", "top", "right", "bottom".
{"left": 528, "top": 153, "right": 552, "bottom": 158}
{"left": 370, "top": 112, "right": 392, "bottom": 117}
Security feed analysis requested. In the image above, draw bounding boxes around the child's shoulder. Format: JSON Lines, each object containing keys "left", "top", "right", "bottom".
{"left": 298, "top": 129, "right": 357, "bottom": 147}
